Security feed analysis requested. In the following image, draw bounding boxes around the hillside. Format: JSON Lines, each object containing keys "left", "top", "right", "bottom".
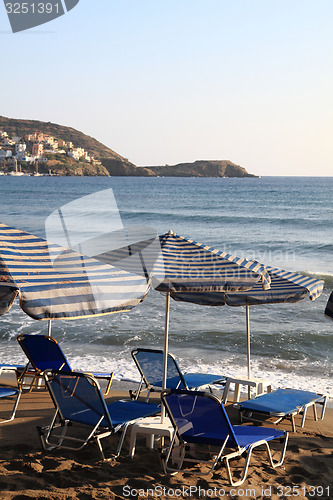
{"left": 0, "top": 116, "right": 128, "bottom": 161}
{"left": 0, "top": 116, "right": 257, "bottom": 177}
{"left": 0, "top": 116, "right": 138, "bottom": 176}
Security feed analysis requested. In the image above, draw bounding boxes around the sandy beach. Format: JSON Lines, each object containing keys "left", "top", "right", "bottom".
{"left": 0, "top": 387, "right": 332, "bottom": 500}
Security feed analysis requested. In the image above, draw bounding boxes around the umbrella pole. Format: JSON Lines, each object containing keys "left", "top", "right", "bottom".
{"left": 161, "top": 291, "right": 170, "bottom": 422}
{"left": 48, "top": 319, "right": 52, "bottom": 337}
{"left": 246, "top": 305, "right": 251, "bottom": 381}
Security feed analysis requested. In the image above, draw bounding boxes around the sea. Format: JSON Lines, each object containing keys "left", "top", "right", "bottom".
{"left": 0, "top": 175, "right": 332, "bottom": 400}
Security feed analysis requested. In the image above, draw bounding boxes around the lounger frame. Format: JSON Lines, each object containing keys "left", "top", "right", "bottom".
{"left": 40, "top": 370, "right": 160, "bottom": 460}
{"left": 161, "top": 389, "right": 288, "bottom": 486}
{"left": 131, "top": 348, "right": 225, "bottom": 400}
{"left": 17, "top": 334, "right": 113, "bottom": 395}
{"left": 236, "top": 388, "right": 328, "bottom": 432}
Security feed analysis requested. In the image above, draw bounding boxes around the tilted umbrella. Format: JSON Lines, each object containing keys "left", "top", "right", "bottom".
{"left": 151, "top": 230, "right": 272, "bottom": 407}
{"left": 0, "top": 222, "right": 150, "bottom": 327}
{"left": 157, "top": 232, "right": 324, "bottom": 380}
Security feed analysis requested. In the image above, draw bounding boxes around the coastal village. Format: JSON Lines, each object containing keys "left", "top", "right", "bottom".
{"left": 0, "top": 128, "right": 100, "bottom": 175}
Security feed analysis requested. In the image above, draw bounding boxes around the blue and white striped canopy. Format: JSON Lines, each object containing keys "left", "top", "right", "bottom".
{"left": 156, "top": 232, "right": 324, "bottom": 306}
{"left": 153, "top": 231, "right": 272, "bottom": 294}
{"left": 224, "top": 266, "right": 324, "bottom": 305}
{"left": 0, "top": 223, "right": 150, "bottom": 321}
{"left": 169, "top": 266, "right": 324, "bottom": 306}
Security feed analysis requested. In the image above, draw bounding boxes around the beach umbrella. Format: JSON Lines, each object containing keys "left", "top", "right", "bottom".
{"left": 150, "top": 230, "right": 273, "bottom": 406}
{"left": 155, "top": 231, "right": 324, "bottom": 381}
{"left": 0, "top": 222, "right": 150, "bottom": 327}
{"left": 324, "top": 291, "right": 333, "bottom": 321}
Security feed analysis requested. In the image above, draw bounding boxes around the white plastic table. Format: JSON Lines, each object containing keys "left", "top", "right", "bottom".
{"left": 223, "top": 376, "right": 272, "bottom": 403}
{"left": 129, "top": 416, "right": 174, "bottom": 458}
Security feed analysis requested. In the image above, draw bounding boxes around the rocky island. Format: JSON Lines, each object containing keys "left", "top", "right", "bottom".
{"left": 141, "top": 160, "right": 256, "bottom": 177}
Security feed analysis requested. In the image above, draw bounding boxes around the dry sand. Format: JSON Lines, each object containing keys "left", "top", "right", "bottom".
{"left": 0, "top": 389, "right": 332, "bottom": 500}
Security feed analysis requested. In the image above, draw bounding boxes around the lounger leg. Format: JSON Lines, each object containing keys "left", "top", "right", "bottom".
{"left": 40, "top": 421, "right": 67, "bottom": 450}
{"left": 164, "top": 442, "right": 193, "bottom": 474}
{"left": 256, "top": 382, "right": 263, "bottom": 396}
{"left": 96, "top": 436, "right": 106, "bottom": 460}
{"left": 39, "top": 409, "right": 66, "bottom": 450}
{"left": 164, "top": 436, "right": 228, "bottom": 477}
{"left": 222, "top": 380, "right": 231, "bottom": 403}
{"left": 248, "top": 384, "right": 252, "bottom": 399}
{"left": 225, "top": 432, "right": 288, "bottom": 487}
{"left": 163, "top": 432, "right": 184, "bottom": 473}
{"left": 300, "top": 406, "right": 308, "bottom": 428}
{"left": 18, "top": 367, "right": 35, "bottom": 393}
{"left": 0, "top": 391, "right": 21, "bottom": 424}
{"left": 114, "top": 421, "right": 132, "bottom": 458}
{"left": 129, "top": 428, "right": 137, "bottom": 458}
{"left": 320, "top": 397, "right": 327, "bottom": 420}
{"left": 264, "top": 432, "right": 289, "bottom": 468}
{"left": 134, "top": 378, "right": 144, "bottom": 400}
{"left": 96, "top": 432, "right": 113, "bottom": 461}
{"left": 10, "top": 391, "right": 21, "bottom": 421}
{"left": 225, "top": 447, "right": 254, "bottom": 487}
{"left": 234, "top": 384, "right": 241, "bottom": 402}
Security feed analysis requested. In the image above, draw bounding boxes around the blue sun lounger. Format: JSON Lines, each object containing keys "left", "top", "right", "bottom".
{"left": 236, "top": 388, "right": 328, "bottom": 432}
{"left": 40, "top": 370, "right": 160, "bottom": 460}
{"left": 17, "top": 334, "right": 114, "bottom": 395}
{"left": 131, "top": 348, "right": 226, "bottom": 399}
{"left": 161, "top": 389, "right": 288, "bottom": 485}
{"left": 0, "top": 366, "right": 22, "bottom": 423}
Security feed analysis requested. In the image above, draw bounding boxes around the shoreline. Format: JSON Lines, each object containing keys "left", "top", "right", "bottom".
{"left": 1, "top": 339, "right": 333, "bottom": 404}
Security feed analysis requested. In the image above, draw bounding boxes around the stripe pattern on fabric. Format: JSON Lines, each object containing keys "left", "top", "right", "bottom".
{"left": 0, "top": 223, "right": 150, "bottom": 320}
{"left": 168, "top": 265, "right": 324, "bottom": 306}
{"left": 153, "top": 231, "right": 271, "bottom": 294}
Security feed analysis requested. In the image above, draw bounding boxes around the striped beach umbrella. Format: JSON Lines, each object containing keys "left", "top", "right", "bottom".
{"left": 153, "top": 231, "right": 324, "bottom": 383}
{"left": 325, "top": 292, "right": 333, "bottom": 321}
{"left": 151, "top": 230, "right": 273, "bottom": 404}
{"left": 0, "top": 222, "right": 150, "bottom": 323}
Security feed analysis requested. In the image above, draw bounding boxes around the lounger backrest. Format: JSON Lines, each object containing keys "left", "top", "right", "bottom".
{"left": 162, "top": 390, "right": 239, "bottom": 447}
{"left": 44, "top": 370, "right": 113, "bottom": 429}
{"left": 17, "top": 334, "right": 72, "bottom": 372}
{"left": 132, "top": 348, "right": 187, "bottom": 390}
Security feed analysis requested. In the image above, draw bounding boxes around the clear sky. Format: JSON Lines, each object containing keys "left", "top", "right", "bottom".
{"left": 0, "top": 0, "right": 332, "bottom": 176}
